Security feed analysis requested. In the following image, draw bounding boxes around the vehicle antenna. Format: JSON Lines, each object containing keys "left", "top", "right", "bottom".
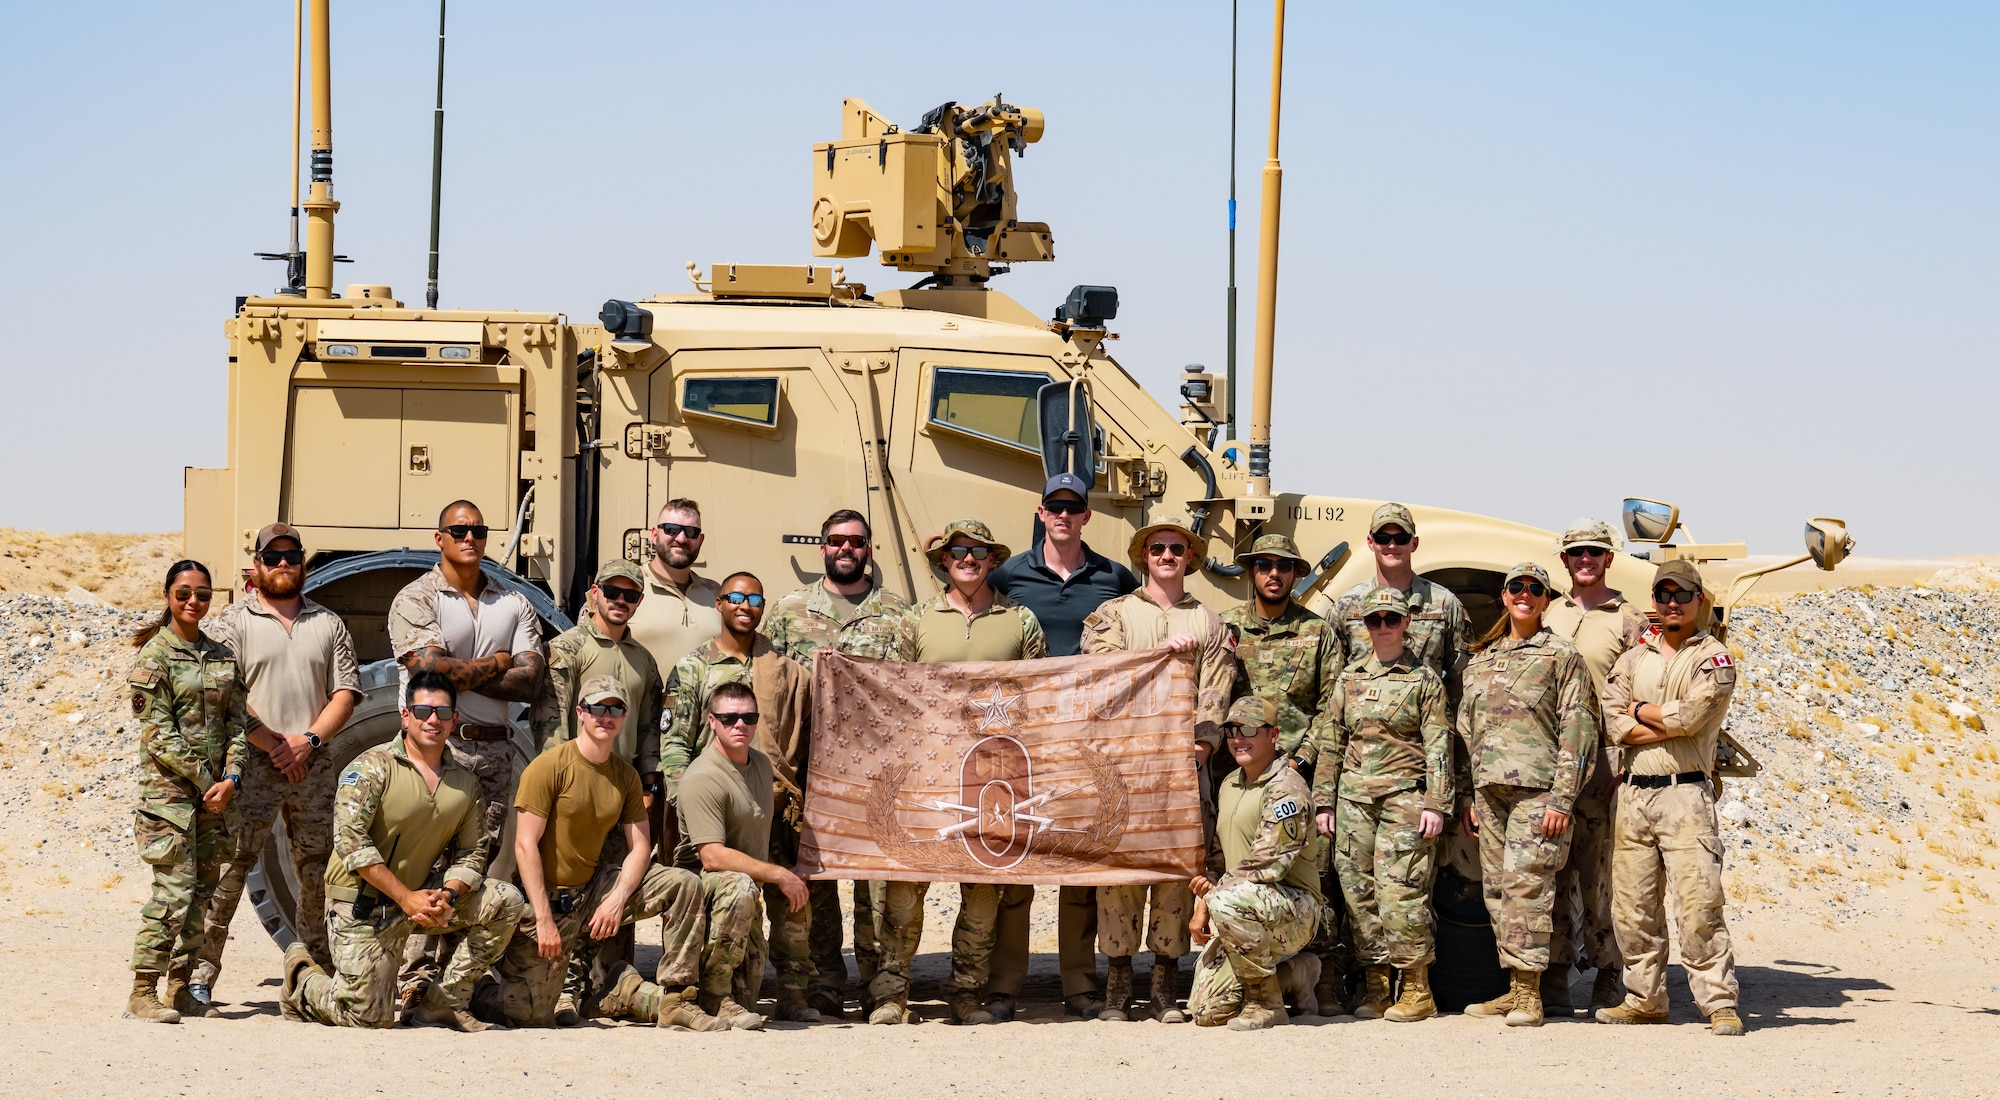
{"left": 424, "top": 0, "right": 447, "bottom": 309}
{"left": 1225, "top": 0, "right": 1239, "bottom": 440}
{"left": 1246, "top": 0, "right": 1285, "bottom": 501}
{"left": 253, "top": 0, "right": 306, "bottom": 293}
{"left": 302, "top": 0, "right": 339, "bottom": 299}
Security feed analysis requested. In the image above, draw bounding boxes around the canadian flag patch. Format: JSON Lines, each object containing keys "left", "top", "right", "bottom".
{"left": 1708, "top": 653, "right": 1733, "bottom": 668}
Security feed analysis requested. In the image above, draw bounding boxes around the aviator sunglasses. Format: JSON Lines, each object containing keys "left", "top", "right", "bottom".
{"left": 1504, "top": 580, "right": 1549, "bottom": 598}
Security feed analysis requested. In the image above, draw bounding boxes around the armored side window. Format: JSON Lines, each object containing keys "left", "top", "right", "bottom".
{"left": 929, "top": 368, "right": 1055, "bottom": 453}
{"left": 683, "top": 376, "right": 781, "bottom": 428}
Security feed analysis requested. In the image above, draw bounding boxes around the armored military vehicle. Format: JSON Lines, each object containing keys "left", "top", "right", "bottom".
{"left": 189, "top": 0, "right": 1852, "bottom": 953}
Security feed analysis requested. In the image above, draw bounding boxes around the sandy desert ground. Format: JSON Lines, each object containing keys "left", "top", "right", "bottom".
{"left": 0, "top": 530, "right": 1995, "bottom": 1098}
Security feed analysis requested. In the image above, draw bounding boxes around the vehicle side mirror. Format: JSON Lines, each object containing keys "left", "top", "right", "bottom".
{"left": 1037, "top": 378, "right": 1098, "bottom": 482}
{"left": 1805, "top": 518, "right": 1853, "bottom": 570}
{"left": 1622, "top": 498, "right": 1680, "bottom": 543}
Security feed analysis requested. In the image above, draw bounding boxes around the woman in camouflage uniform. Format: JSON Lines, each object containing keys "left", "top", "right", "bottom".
{"left": 124, "top": 561, "right": 248, "bottom": 1023}
{"left": 1455, "top": 563, "right": 1596, "bottom": 1028}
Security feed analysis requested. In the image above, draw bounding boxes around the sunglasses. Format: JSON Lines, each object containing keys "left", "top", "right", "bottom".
{"left": 1653, "top": 587, "right": 1699, "bottom": 606}
{"left": 408, "top": 704, "right": 456, "bottom": 721}
{"left": 170, "top": 586, "right": 214, "bottom": 603}
{"left": 258, "top": 549, "right": 306, "bottom": 567}
{"left": 1223, "top": 725, "right": 1271, "bottom": 739}
{"left": 1504, "top": 580, "right": 1549, "bottom": 598}
{"left": 1041, "top": 499, "right": 1088, "bottom": 516}
{"left": 824, "top": 534, "right": 870, "bottom": 549}
{"left": 1146, "top": 542, "right": 1190, "bottom": 558}
{"left": 1370, "top": 531, "right": 1413, "bottom": 546}
{"left": 1562, "top": 546, "right": 1609, "bottom": 560}
{"left": 582, "top": 702, "right": 627, "bottom": 718}
{"left": 1363, "top": 612, "right": 1406, "bottom": 629}
{"left": 944, "top": 545, "right": 993, "bottom": 561}
{"left": 721, "top": 592, "right": 766, "bottom": 607}
{"left": 656, "top": 522, "right": 702, "bottom": 540}
{"left": 1249, "top": 557, "right": 1295, "bottom": 574}
{"left": 598, "top": 585, "right": 642, "bottom": 604}
{"left": 440, "top": 524, "right": 490, "bottom": 540}
{"left": 712, "top": 712, "right": 760, "bottom": 727}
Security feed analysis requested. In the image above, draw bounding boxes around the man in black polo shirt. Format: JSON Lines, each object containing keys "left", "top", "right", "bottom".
{"left": 991, "top": 472, "right": 1140, "bottom": 1020}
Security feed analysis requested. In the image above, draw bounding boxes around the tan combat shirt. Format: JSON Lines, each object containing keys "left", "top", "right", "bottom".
{"left": 1604, "top": 632, "right": 1737, "bottom": 778}
{"left": 536, "top": 615, "right": 665, "bottom": 772}
{"left": 625, "top": 565, "right": 723, "bottom": 673}
{"left": 1081, "top": 590, "right": 1234, "bottom": 751}
{"left": 207, "top": 591, "right": 362, "bottom": 737}
{"left": 902, "top": 588, "right": 1048, "bottom": 664}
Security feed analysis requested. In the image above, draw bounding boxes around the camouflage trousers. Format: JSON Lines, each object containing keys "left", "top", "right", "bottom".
{"left": 762, "top": 812, "right": 817, "bottom": 998}
{"left": 561, "top": 827, "right": 637, "bottom": 1005}
{"left": 291, "top": 880, "right": 525, "bottom": 1028}
{"left": 1475, "top": 784, "right": 1573, "bottom": 973}
{"left": 194, "top": 747, "right": 339, "bottom": 986}
{"left": 1551, "top": 789, "right": 1620, "bottom": 972}
{"left": 1098, "top": 881, "right": 1193, "bottom": 959}
{"left": 697, "top": 870, "right": 767, "bottom": 999}
{"left": 1187, "top": 881, "right": 1318, "bottom": 1016}
{"left": 947, "top": 883, "right": 1035, "bottom": 996}
{"left": 869, "top": 880, "right": 928, "bottom": 1004}
{"left": 404, "top": 736, "right": 521, "bottom": 994}
{"left": 131, "top": 799, "right": 228, "bottom": 974}
{"left": 1334, "top": 791, "right": 1440, "bottom": 968}
{"left": 1612, "top": 781, "right": 1738, "bottom": 1015}
{"left": 491, "top": 862, "right": 704, "bottom": 1026}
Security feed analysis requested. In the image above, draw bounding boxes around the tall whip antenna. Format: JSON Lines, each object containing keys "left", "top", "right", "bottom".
{"left": 1246, "top": 0, "right": 1285, "bottom": 501}
{"left": 425, "top": 0, "right": 447, "bottom": 309}
{"left": 1225, "top": 0, "right": 1239, "bottom": 439}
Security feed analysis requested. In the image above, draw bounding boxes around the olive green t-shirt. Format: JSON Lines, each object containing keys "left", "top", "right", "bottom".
{"left": 514, "top": 740, "right": 646, "bottom": 888}
{"left": 674, "top": 742, "right": 774, "bottom": 870}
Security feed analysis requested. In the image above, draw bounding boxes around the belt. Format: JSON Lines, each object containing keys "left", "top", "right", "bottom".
{"left": 455, "top": 724, "right": 511, "bottom": 742}
{"left": 1625, "top": 770, "right": 1708, "bottom": 789}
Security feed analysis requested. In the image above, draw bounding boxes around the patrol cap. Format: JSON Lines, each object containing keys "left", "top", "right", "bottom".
{"left": 926, "top": 518, "right": 1011, "bottom": 567}
{"left": 1503, "top": 561, "right": 1556, "bottom": 591}
{"left": 1233, "top": 532, "right": 1310, "bottom": 568}
{"left": 1224, "top": 695, "right": 1283, "bottom": 730}
{"left": 578, "top": 675, "right": 627, "bottom": 706}
{"left": 1369, "top": 503, "right": 1416, "bottom": 536}
{"left": 254, "top": 522, "right": 303, "bottom": 551}
{"left": 1652, "top": 558, "right": 1705, "bottom": 595}
{"left": 1557, "top": 518, "right": 1619, "bottom": 553}
{"left": 1041, "top": 473, "right": 1091, "bottom": 504}
{"left": 595, "top": 559, "right": 645, "bottom": 588}
{"left": 1127, "top": 517, "right": 1209, "bottom": 573}
{"left": 1359, "top": 585, "right": 1409, "bottom": 616}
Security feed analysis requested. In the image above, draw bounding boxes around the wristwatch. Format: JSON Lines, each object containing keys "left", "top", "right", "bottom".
{"left": 305, "top": 732, "right": 324, "bottom": 749}
{"left": 225, "top": 773, "right": 242, "bottom": 790}
{"left": 441, "top": 885, "right": 461, "bottom": 905}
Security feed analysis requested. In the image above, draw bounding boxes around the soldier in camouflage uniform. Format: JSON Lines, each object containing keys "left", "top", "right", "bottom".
{"left": 1219, "top": 532, "right": 1349, "bottom": 1014}
{"left": 125, "top": 561, "right": 247, "bottom": 1024}
{"left": 281, "top": 673, "right": 525, "bottom": 1030}
{"left": 1082, "top": 517, "right": 1234, "bottom": 1023}
{"left": 1310, "top": 587, "right": 1453, "bottom": 1023}
{"left": 761, "top": 509, "right": 906, "bottom": 1018}
{"left": 1187, "top": 697, "right": 1325, "bottom": 1030}
{"left": 1456, "top": 563, "right": 1597, "bottom": 1027}
{"left": 1312, "top": 503, "right": 1474, "bottom": 710}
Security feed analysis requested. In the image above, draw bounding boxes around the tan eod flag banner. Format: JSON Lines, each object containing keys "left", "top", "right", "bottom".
{"left": 799, "top": 649, "right": 1205, "bottom": 885}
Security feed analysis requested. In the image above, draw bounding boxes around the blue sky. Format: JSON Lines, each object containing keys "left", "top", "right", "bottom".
{"left": 2, "top": 2, "right": 1993, "bottom": 556}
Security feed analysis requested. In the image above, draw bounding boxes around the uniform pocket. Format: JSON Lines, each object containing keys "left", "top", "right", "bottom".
{"left": 1697, "top": 834, "right": 1724, "bottom": 869}
{"left": 134, "top": 809, "right": 190, "bottom": 867}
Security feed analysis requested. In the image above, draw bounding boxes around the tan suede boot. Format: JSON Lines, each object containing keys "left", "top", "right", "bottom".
{"left": 124, "top": 972, "right": 181, "bottom": 1024}
{"left": 1383, "top": 963, "right": 1436, "bottom": 1023}
{"left": 1464, "top": 973, "right": 1520, "bottom": 1019}
{"left": 166, "top": 968, "right": 219, "bottom": 1019}
{"left": 410, "top": 987, "right": 493, "bottom": 1032}
{"left": 1226, "top": 973, "right": 1290, "bottom": 1031}
{"left": 1709, "top": 1007, "right": 1745, "bottom": 1036}
{"left": 656, "top": 987, "right": 731, "bottom": 1032}
{"left": 1504, "top": 969, "right": 1544, "bottom": 1027}
{"left": 698, "top": 990, "right": 764, "bottom": 1030}
{"left": 1352, "top": 964, "right": 1394, "bottom": 1020}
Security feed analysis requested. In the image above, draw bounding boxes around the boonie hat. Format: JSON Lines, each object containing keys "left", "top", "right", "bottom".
{"left": 1652, "top": 559, "right": 1705, "bottom": 595}
{"left": 1557, "top": 518, "right": 1619, "bottom": 553}
{"left": 579, "top": 675, "right": 627, "bottom": 706}
{"left": 926, "top": 518, "right": 1011, "bottom": 568}
{"left": 1127, "top": 516, "right": 1209, "bottom": 573}
{"left": 1234, "top": 533, "right": 1310, "bottom": 568}
{"left": 1503, "top": 562, "right": 1557, "bottom": 591}
{"left": 1041, "top": 473, "right": 1091, "bottom": 504}
{"left": 1369, "top": 503, "right": 1416, "bottom": 536}
{"left": 254, "top": 522, "right": 303, "bottom": 552}
{"left": 596, "top": 559, "right": 645, "bottom": 588}
{"left": 1359, "top": 586, "right": 1409, "bottom": 616}
{"left": 1224, "top": 696, "right": 1283, "bottom": 730}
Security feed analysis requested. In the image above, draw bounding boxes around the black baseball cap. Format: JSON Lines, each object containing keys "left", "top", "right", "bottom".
{"left": 1041, "top": 473, "right": 1091, "bottom": 504}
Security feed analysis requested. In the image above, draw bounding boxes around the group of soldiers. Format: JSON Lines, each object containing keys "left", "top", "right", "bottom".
{"left": 121, "top": 477, "right": 1745, "bottom": 1036}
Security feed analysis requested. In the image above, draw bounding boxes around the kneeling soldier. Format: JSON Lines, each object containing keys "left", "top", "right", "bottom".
{"left": 281, "top": 672, "right": 524, "bottom": 1030}
{"left": 489, "top": 676, "right": 721, "bottom": 1030}
{"left": 674, "top": 681, "right": 811, "bottom": 1030}
{"left": 1186, "top": 697, "right": 1326, "bottom": 1030}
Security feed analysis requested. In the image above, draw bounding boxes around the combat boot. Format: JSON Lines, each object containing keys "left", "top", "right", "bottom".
{"left": 1594, "top": 1001, "right": 1668, "bottom": 1026}
{"left": 124, "top": 972, "right": 181, "bottom": 1024}
{"left": 1464, "top": 975, "right": 1520, "bottom": 1019}
{"left": 1098, "top": 956, "right": 1134, "bottom": 1021}
{"left": 1708, "top": 1008, "right": 1745, "bottom": 1036}
{"left": 589, "top": 965, "right": 647, "bottom": 1021}
{"left": 1540, "top": 963, "right": 1575, "bottom": 1017}
{"left": 1504, "top": 970, "right": 1544, "bottom": 1027}
{"left": 655, "top": 988, "right": 730, "bottom": 1032}
{"left": 1148, "top": 956, "right": 1185, "bottom": 1023}
{"left": 1226, "top": 973, "right": 1289, "bottom": 1031}
{"left": 1277, "top": 954, "right": 1320, "bottom": 1017}
{"left": 1589, "top": 967, "right": 1624, "bottom": 1011}
{"left": 278, "top": 943, "right": 315, "bottom": 1022}
{"left": 773, "top": 989, "right": 824, "bottom": 1024}
{"left": 1383, "top": 964, "right": 1436, "bottom": 1023}
{"left": 1313, "top": 960, "right": 1350, "bottom": 1017}
{"left": 698, "top": 990, "right": 765, "bottom": 1030}
{"left": 867, "top": 999, "right": 910, "bottom": 1025}
{"left": 552, "top": 991, "right": 582, "bottom": 1027}
{"left": 949, "top": 987, "right": 996, "bottom": 1025}
{"left": 166, "top": 968, "right": 219, "bottom": 1019}
{"left": 806, "top": 987, "right": 847, "bottom": 1021}
{"left": 1352, "top": 964, "right": 1394, "bottom": 1020}
{"left": 410, "top": 988, "right": 494, "bottom": 1032}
